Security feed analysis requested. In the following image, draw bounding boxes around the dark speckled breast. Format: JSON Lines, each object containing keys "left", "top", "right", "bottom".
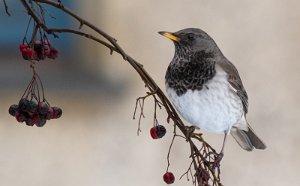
{"left": 165, "top": 51, "right": 216, "bottom": 96}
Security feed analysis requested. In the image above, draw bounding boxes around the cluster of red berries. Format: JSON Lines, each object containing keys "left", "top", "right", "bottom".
{"left": 150, "top": 125, "right": 166, "bottom": 139}
{"left": 19, "top": 40, "right": 58, "bottom": 61}
{"left": 9, "top": 98, "right": 62, "bottom": 127}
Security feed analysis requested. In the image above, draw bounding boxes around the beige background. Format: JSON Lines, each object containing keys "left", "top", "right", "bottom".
{"left": 1, "top": 0, "right": 300, "bottom": 185}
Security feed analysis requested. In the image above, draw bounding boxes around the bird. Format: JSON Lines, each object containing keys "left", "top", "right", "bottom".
{"left": 159, "top": 28, "right": 266, "bottom": 152}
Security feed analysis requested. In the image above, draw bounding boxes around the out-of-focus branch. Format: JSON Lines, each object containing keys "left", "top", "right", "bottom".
{"left": 18, "top": 1, "right": 223, "bottom": 185}
{"left": 2, "top": 0, "right": 10, "bottom": 16}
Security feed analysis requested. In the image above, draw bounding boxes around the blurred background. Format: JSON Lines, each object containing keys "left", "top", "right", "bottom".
{"left": 0, "top": 0, "right": 299, "bottom": 185}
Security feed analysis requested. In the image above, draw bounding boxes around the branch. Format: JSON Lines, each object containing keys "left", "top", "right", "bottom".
{"left": 2, "top": 0, "right": 10, "bottom": 16}
{"left": 18, "top": 1, "right": 223, "bottom": 185}
{"left": 34, "top": 0, "right": 128, "bottom": 60}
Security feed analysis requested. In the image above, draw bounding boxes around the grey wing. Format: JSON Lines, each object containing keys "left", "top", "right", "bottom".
{"left": 218, "top": 60, "right": 249, "bottom": 114}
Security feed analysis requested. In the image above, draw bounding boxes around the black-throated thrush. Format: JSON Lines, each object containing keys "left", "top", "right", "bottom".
{"left": 159, "top": 28, "right": 266, "bottom": 152}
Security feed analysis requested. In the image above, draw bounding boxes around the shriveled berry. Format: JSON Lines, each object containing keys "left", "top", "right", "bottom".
{"left": 156, "top": 125, "right": 166, "bottom": 138}
{"left": 163, "top": 172, "right": 175, "bottom": 184}
{"left": 15, "top": 112, "right": 26, "bottom": 123}
{"left": 19, "top": 98, "right": 30, "bottom": 111}
{"left": 150, "top": 127, "right": 158, "bottom": 139}
{"left": 38, "top": 102, "right": 49, "bottom": 115}
{"left": 52, "top": 107, "right": 62, "bottom": 119}
{"left": 9, "top": 104, "right": 19, "bottom": 116}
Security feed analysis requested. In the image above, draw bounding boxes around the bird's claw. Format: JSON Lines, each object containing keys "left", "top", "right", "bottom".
{"left": 185, "top": 126, "right": 196, "bottom": 141}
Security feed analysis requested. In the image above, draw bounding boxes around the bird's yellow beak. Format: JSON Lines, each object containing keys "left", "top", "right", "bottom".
{"left": 158, "top": 31, "right": 180, "bottom": 42}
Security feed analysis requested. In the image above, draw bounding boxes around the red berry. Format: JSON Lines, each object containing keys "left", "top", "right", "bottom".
{"left": 150, "top": 127, "right": 158, "bottom": 139}
{"left": 26, "top": 48, "right": 34, "bottom": 57}
{"left": 163, "top": 172, "right": 175, "bottom": 184}
{"left": 43, "top": 45, "right": 51, "bottom": 56}
{"left": 21, "top": 50, "right": 29, "bottom": 60}
{"left": 19, "top": 44, "right": 28, "bottom": 52}
{"left": 48, "top": 47, "right": 58, "bottom": 59}
{"left": 150, "top": 125, "right": 166, "bottom": 139}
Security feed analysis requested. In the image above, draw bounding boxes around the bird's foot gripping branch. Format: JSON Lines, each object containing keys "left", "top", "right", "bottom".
{"left": 5, "top": 0, "right": 223, "bottom": 185}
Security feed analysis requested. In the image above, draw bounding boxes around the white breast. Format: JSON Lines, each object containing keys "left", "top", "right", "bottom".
{"left": 166, "top": 66, "right": 244, "bottom": 134}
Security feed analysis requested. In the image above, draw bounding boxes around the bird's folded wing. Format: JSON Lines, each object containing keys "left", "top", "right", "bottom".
{"left": 218, "top": 60, "right": 249, "bottom": 114}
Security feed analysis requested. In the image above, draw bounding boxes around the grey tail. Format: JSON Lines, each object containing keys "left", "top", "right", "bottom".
{"left": 231, "top": 126, "right": 266, "bottom": 151}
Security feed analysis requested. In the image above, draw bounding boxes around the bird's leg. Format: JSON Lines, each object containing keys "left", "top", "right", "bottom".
{"left": 220, "top": 130, "right": 230, "bottom": 155}
{"left": 214, "top": 130, "right": 230, "bottom": 164}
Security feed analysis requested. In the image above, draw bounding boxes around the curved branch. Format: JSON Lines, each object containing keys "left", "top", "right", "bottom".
{"left": 34, "top": 0, "right": 128, "bottom": 60}
{"left": 18, "top": 1, "right": 222, "bottom": 185}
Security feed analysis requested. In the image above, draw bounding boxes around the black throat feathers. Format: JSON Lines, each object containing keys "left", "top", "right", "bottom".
{"left": 165, "top": 50, "right": 216, "bottom": 96}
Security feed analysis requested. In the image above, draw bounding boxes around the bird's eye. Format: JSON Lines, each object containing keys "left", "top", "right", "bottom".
{"left": 187, "top": 34, "right": 195, "bottom": 41}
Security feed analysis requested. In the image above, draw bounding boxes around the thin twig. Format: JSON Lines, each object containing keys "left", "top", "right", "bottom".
{"left": 2, "top": 0, "right": 10, "bottom": 16}
{"left": 18, "top": 1, "right": 223, "bottom": 185}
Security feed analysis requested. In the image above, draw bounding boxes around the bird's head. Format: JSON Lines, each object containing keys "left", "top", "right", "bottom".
{"left": 159, "top": 28, "right": 221, "bottom": 58}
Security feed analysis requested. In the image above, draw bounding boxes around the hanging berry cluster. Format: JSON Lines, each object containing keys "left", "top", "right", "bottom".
{"left": 8, "top": 68, "right": 62, "bottom": 127}
{"left": 20, "top": 39, "right": 58, "bottom": 61}
{"left": 19, "top": 15, "right": 58, "bottom": 62}
{"left": 9, "top": 7, "right": 62, "bottom": 127}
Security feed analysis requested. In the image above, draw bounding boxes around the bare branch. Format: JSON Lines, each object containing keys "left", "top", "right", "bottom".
{"left": 2, "top": 0, "right": 10, "bottom": 16}
{"left": 17, "top": 1, "right": 223, "bottom": 185}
